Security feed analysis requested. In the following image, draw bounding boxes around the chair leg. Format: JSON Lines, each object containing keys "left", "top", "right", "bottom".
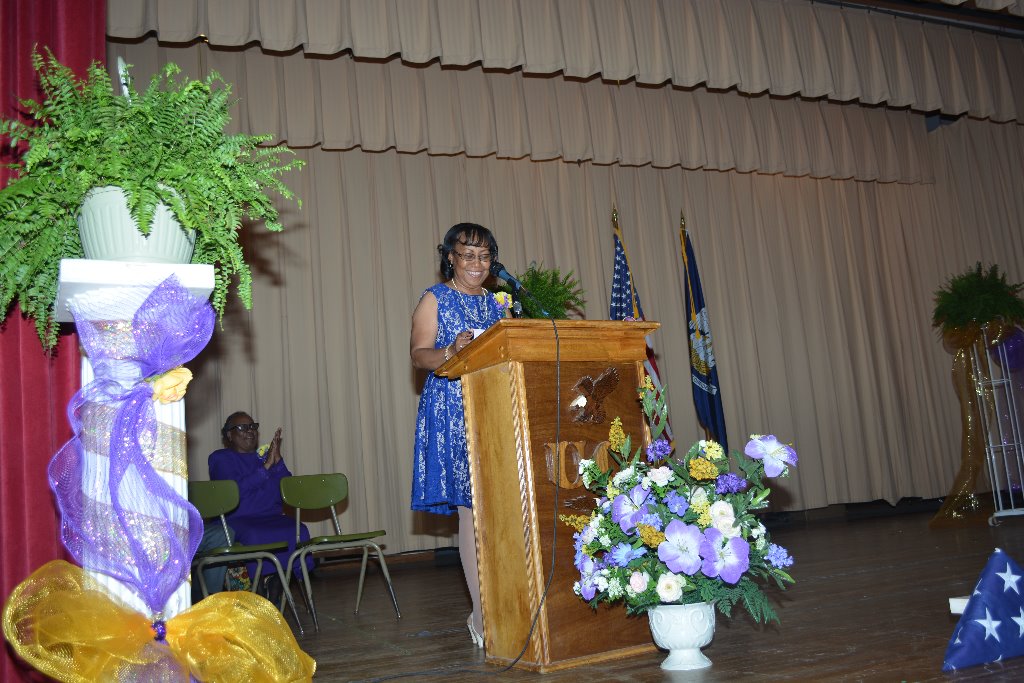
{"left": 374, "top": 548, "right": 401, "bottom": 618}
{"left": 297, "top": 551, "right": 320, "bottom": 632}
{"left": 354, "top": 546, "right": 370, "bottom": 614}
{"left": 267, "top": 555, "right": 304, "bottom": 638}
{"left": 195, "top": 563, "right": 211, "bottom": 599}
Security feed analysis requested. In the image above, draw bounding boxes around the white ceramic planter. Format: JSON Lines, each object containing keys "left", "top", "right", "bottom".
{"left": 77, "top": 186, "right": 196, "bottom": 263}
{"left": 648, "top": 601, "right": 716, "bottom": 670}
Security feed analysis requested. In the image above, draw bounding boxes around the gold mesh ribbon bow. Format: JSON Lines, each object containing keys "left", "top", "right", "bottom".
{"left": 3, "top": 560, "right": 315, "bottom": 682}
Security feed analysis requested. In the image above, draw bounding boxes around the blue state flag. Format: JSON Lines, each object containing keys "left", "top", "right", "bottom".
{"left": 609, "top": 209, "right": 672, "bottom": 440}
{"left": 681, "top": 223, "right": 727, "bottom": 451}
{"left": 944, "top": 548, "right": 1024, "bottom": 671}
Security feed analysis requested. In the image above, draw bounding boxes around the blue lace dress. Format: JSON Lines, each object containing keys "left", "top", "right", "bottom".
{"left": 411, "top": 282, "right": 505, "bottom": 515}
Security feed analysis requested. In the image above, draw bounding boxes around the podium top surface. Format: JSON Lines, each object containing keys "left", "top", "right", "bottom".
{"left": 436, "top": 319, "right": 659, "bottom": 378}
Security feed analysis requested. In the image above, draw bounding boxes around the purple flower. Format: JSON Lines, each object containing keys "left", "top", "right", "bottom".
{"left": 646, "top": 438, "right": 672, "bottom": 462}
{"left": 577, "top": 555, "right": 601, "bottom": 600}
{"left": 657, "top": 519, "right": 703, "bottom": 575}
{"left": 638, "top": 512, "right": 664, "bottom": 531}
{"left": 715, "top": 472, "right": 749, "bottom": 494}
{"left": 699, "top": 527, "right": 750, "bottom": 584}
{"left": 609, "top": 542, "right": 647, "bottom": 567}
{"left": 611, "top": 484, "right": 651, "bottom": 534}
{"left": 766, "top": 543, "right": 794, "bottom": 568}
{"left": 744, "top": 435, "right": 798, "bottom": 477}
{"left": 664, "top": 490, "right": 690, "bottom": 516}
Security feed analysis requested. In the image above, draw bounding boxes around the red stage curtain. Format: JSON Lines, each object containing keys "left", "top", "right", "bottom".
{"left": 0, "top": 1, "right": 103, "bottom": 679}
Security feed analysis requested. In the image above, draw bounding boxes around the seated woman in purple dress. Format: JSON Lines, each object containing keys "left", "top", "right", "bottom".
{"left": 208, "top": 411, "right": 311, "bottom": 588}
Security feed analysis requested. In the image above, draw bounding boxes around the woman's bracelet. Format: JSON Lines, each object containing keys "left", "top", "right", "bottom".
{"left": 444, "top": 344, "right": 453, "bottom": 361}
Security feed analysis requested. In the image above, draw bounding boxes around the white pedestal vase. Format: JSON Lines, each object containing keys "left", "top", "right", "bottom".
{"left": 648, "top": 602, "right": 716, "bottom": 670}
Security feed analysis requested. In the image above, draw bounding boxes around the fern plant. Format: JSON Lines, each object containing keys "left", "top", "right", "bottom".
{"left": 495, "top": 262, "right": 585, "bottom": 319}
{"left": 0, "top": 48, "right": 304, "bottom": 350}
{"left": 932, "top": 263, "right": 1024, "bottom": 336}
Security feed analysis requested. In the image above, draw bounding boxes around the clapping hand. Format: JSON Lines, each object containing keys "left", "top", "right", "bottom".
{"left": 264, "top": 427, "right": 283, "bottom": 469}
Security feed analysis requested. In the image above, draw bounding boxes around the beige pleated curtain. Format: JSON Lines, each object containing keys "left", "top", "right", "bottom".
{"left": 106, "top": 0, "right": 1024, "bottom": 554}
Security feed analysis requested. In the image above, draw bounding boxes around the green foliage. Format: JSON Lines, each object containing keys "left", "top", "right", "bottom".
{"left": 0, "top": 48, "right": 305, "bottom": 349}
{"left": 494, "top": 262, "right": 585, "bottom": 319}
{"left": 932, "top": 263, "right": 1024, "bottom": 335}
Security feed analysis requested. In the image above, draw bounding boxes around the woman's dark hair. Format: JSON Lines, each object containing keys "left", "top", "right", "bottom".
{"left": 438, "top": 223, "right": 498, "bottom": 280}
{"left": 221, "top": 411, "right": 252, "bottom": 439}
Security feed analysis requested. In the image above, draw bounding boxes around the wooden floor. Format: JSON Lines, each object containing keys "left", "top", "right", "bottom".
{"left": 286, "top": 509, "right": 1024, "bottom": 682}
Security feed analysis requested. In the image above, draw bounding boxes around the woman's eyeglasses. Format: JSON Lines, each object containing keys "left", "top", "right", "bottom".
{"left": 452, "top": 250, "right": 493, "bottom": 264}
{"left": 227, "top": 422, "right": 259, "bottom": 433}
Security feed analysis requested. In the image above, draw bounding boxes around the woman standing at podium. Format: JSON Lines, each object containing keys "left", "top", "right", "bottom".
{"left": 410, "top": 222, "right": 506, "bottom": 648}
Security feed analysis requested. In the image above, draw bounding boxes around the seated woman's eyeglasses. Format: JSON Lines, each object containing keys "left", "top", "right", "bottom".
{"left": 452, "top": 250, "right": 493, "bottom": 264}
{"left": 228, "top": 422, "right": 260, "bottom": 433}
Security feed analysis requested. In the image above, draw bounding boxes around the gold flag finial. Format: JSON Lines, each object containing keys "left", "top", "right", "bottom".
{"left": 612, "top": 206, "right": 619, "bottom": 231}
{"left": 680, "top": 211, "right": 687, "bottom": 235}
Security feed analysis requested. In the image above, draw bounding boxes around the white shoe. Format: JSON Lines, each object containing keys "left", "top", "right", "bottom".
{"left": 467, "top": 614, "right": 484, "bottom": 648}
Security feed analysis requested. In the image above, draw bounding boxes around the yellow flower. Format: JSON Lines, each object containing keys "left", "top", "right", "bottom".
{"left": 697, "top": 508, "right": 713, "bottom": 528}
{"left": 148, "top": 366, "right": 192, "bottom": 404}
{"left": 637, "top": 524, "right": 666, "bottom": 548}
{"left": 702, "top": 440, "right": 725, "bottom": 460}
{"left": 691, "top": 499, "right": 710, "bottom": 516}
{"left": 559, "top": 514, "right": 591, "bottom": 532}
{"left": 493, "top": 291, "right": 514, "bottom": 311}
{"left": 606, "top": 484, "right": 620, "bottom": 499}
{"left": 608, "top": 417, "right": 626, "bottom": 453}
{"left": 688, "top": 457, "right": 719, "bottom": 480}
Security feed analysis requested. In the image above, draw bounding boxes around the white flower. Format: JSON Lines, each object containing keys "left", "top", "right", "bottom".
{"left": 709, "top": 500, "right": 740, "bottom": 538}
{"left": 656, "top": 572, "right": 684, "bottom": 603}
{"left": 580, "top": 525, "right": 597, "bottom": 544}
{"left": 595, "top": 574, "right": 609, "bottom": 591}
{"left": 648, "top": 466, "right": 673, "bottom": 487}
{"left": 613, "top": 466, "right": 635, "bottom": 487}
{"left": 607, "top": 578, "right": 624, "bottom": 599}
{"left": 578, "top": 458, "right": 594, "bottom": 474}
{"left": 755, "top": 537, "right": 767, "bottom": 551}
{"left": 690, "top": 487, "right": 709, "bottom": 506}
{"left": 599, "top": 534, "right": 612, "bottom": 548}
{"left": 750, "top": 522, "right": 766, "bottom": 539}
{"left": 573, "top": 581, "right": 581, "bottom": 596}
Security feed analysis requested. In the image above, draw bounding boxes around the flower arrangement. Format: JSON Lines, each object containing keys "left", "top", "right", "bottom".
{"left": 564, "top": 376, "right": 797, "bottom": 623}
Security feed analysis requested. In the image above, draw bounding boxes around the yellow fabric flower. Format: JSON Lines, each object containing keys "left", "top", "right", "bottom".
{"left": 689, "top": 457, "right": 719, "bottom": 480}
{"left": 559, "top": 514, "right": 591, "bottom": 532}
{"left": 149, "top": 366, "right": 193, "bottom": 404}
{"left": 637, "top": 524, "right": 666, "bottom": 548}
{"left": 608, "top": 417, "right": 626, "bottom": 453}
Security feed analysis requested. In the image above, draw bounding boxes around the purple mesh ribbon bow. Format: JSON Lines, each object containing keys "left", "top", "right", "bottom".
{"left": 48, "top": 275, "right": 214, "bottom": 614}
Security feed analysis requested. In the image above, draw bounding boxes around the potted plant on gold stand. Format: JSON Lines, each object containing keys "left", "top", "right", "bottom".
{"left": 0, "top": 48, "right": 305, "bottom": 350}
{"left": 930, "top": 263, "right": 1024, "bottom": 527}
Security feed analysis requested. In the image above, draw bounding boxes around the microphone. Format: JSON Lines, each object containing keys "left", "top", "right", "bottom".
{"left": 490, "top": 261, "right": 550, "bottom": 318}
{"left": 489, "top": 261, "right": 524, "bottom": 291}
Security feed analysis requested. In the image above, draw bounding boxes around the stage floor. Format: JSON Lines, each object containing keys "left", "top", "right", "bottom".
{"left": 290, "top": 509, "right": 1024, "bottom": 681}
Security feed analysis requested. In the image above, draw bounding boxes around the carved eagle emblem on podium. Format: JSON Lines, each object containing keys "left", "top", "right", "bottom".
{"left": 568, "top": 367, "right": 619, "bottom": 423}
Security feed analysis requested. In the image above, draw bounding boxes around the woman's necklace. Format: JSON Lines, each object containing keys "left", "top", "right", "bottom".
{"left": 450, "top": 278, "right": 490, "bottom": 328}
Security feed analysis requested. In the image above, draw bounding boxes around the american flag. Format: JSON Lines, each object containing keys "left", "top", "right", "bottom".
{"left": 609, "top": 208, "right": 672, "bottom": 440}
{"left": 944, "top": 548, "right": 1024, "bottom": 670}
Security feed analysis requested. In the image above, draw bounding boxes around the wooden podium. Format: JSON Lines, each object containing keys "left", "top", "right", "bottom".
{"left": 437, "top": 319, "right": 659, "bottom": 671}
